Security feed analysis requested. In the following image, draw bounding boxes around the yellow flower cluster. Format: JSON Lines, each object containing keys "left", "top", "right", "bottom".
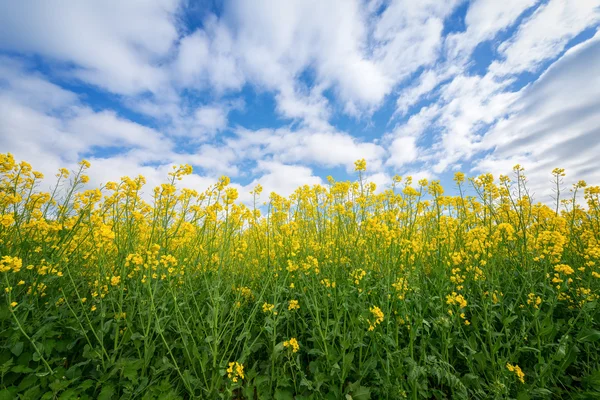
{"left": 506, "top": 363, "right": 525, "bottom": 384}
{"left": 351, "top": 269, "right": 366, "bottom": 285}
{"left": 446, "top": 292, "right": 468, "bottom": 309}
{"left": 354, "top": 159, "right": 367, "bottom": 172}
{"left": 0, "top": 256, "right": 22, "bottom": 273}
{"left": 262, "top": 302, "right": 276, "bottom": 313}
{"left": 368, "top": 306, "right": 384, "bottom": 331}
{"left": 288, "top": 299, "right": 300, "bottom": 311}
{"left": 227, "top": 361, "right": 245, "bottom": 383}
{"left": 527, "top": 293, "right": 542, "bottom": 309}
{"left": 283, "top": 338, "right": 300, "bottom": 353}
{"left": 320, "top": 279, "right": 336, "bottom": 288}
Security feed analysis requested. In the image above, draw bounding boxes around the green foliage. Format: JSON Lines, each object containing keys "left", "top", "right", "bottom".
{"left": 1, "top": 155, "right": 600, "bottom": 398}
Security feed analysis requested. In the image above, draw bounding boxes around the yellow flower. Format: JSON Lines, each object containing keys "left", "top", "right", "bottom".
{"left": 227, "top": 361, "right": 244, "bottom": 382}
{"left": 288, "top": 299, "right": 300, "bottom": 311}
{"left": 506, "top": 363, "right": 525, "bottom": 383}
{"left": 79, "top": 159, "right": 91, "bottom": 169}
{"left": 0, "top": 256, "right": 22, "bottom": 273}
{"left": 446, "top": 292, "right": 467, "bottom": 309}
{"left": 453, "top": 172, "right": 465, "bottom": 184}
{"left": 369, "top": 305, "right": 384, "bottom": 330}
{"left": 354, "top": 158, "right": 367, "bottom": 172}
{"left": 262, "top": 302, "right": 275, "bottom": 313}
{"left": 554, "top": 264, "right": 574, "bottom": 275}
{"left": 58, "top": 168, "right": 70, "bottom": 178}
{"left": 10, "top": 301, "right": 18, "bottom": 308}
{"left": 283, "top": 338, "right": 300, "bottom": 353}
{"left": 0, "top": 214, "right": 15, "bottom": 228}
{"left": 91, "top": 305, "right": 97, "bottom": 312}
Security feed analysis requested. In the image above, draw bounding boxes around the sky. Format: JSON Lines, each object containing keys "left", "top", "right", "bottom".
{"left": 1, "top": 0, "right": 599, "bottom": 203}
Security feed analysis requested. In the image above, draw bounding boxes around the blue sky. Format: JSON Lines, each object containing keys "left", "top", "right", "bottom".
{"left": 1, "top": 0, "right": 599, "bottom": 202}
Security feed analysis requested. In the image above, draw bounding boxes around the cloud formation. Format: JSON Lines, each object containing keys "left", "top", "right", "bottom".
{"left": 0, "top": 0, "right": 599, "bottom": 202}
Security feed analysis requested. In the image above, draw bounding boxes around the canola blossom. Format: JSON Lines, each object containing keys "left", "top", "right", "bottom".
{"left": 1, "top": 152, "right": 600, "bottom": 398}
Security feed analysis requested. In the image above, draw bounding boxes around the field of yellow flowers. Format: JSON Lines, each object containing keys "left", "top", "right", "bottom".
{"left": 1, "top": 152, "right": 600, "bottom": 399}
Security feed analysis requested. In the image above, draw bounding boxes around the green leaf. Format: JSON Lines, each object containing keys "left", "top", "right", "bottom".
{"left": 274, "top": 388, "right": 294, "bottom": 400}
{"left": 122, "top": 359, "right": 143, "bottom": 382}
{"left": 516, "top": 390, "right": 531, "bottom": 400}
{"left": 578, "top": 329, "right": 600, "bottom": 343}
{"left": 97, "top": 383, "right": 115, "bottom": 400}
{"left": 0, "top": 358, "right": 13, "bottom": 373}
{"left": 350, "top": 386, "right": 371, "bottom": 400}
{"left": 58, "top": 388, "right": 78, "bottom": 400}
{"left": 79, "top": 379, "right": 95, "bottom": 391}
{"left": 12, "top": 364, "right": 34, "bottom": 373}
{"left": 11, "top": 342, "right": 24, "bottom": 357}
{"left": 0, "top": 388, "right": 16, "bottom": 400}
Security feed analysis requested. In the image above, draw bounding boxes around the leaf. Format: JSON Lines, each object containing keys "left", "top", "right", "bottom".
{"left": 58, "top": 388, "right": 78, "bottom": 400}
{"left": 0, "top": 358, "right": 13, "bottom": 374}
{"left": 350, "top": 386, "right": 371, "bottom": 400}
{"left": 11, "top": 342, "right": 24, "bottom": 357}
{"left": 79, "top": 379, "right": 95, "bottom": 391}
{"left": 122, "top": 359, "right": 143, "bottom": 382}
{"left": 0, "top": 388, "right": 16, "bottom": 400}
{"left": 582, "top": 370, "right": 600, "bottom": 391}
{"left": 11, "top": 364, "right": 34, "bottom": 373}
{"left": 97, "top": 383, "right": 115, "bottom": 400}
{"left": 578, "top": 329, "right": 600, "bottom": 343}
{"left": 274, "top": 388, "right": 294, "bottom": 400}
{"left": 529, "top": 388, "right": 553, "bottom": 397}
{"left": 21, "top": 384, "right": 42, "bottom": 400}
{"left": 516, "top": 390, "right": 531, "bottom": 400}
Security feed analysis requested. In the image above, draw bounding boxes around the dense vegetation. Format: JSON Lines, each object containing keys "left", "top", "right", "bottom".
{"left": 1, "top": 153, "right": 600, "bottom": 399}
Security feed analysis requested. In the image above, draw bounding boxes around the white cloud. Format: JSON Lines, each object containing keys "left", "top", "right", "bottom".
{"left": 476, "top": 32, "right": 600, "bottom": 197}
{"left": 446, "top": 0, "right": 539, "bottom": 62}
{"left": 393, "top": 0, "right": 538, "bottom": 119}
{"left": 395, "top": 70, "right": 444, "bottom": 116}
{"left": 373, "top": 0, "right": 458, "bottom": 79}
{"left": 170, "top": 0, "right": 466, "bottom": 124}
{"left": 1, "top": 0, "right": 600, "bottom": 203}
{"left": 245, "top": 161, "right": 322, "bottom": 199}
{"left": 193, "top": 105, "right": 228, "bottom": 133}
{"left": 490, "top": 0, "right": 600, "bottom": 76}
{"left": 0, "top": 0, "right": 180, "bottom": 95}
{"left": 365, "top": 172, "right": 392, "bottom": 193}
{"left": 227, "top": 127, "right": 386, "bottom": 173}
{"left": 174, "top": 30, "right": 211, "bottom": 87}
{"left": 387, "top": 136, "right": 418, "bottom": 168}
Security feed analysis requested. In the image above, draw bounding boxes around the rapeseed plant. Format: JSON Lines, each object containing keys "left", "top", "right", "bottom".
{"left": 0, "top": 152, "right": 599, "bottom": 398}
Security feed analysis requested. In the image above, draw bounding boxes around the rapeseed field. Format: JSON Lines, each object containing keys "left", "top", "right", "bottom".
{"left": 1, "top": 152, "right": 600, "bottom": 399}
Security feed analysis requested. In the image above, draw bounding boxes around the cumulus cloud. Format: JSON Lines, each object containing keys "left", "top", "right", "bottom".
{"left": 225, "top": 127, "right": 386, "bottom": 173}
{"left": 1, "top": 0, "right": 600, "bottom": 200}
{"left": 246, "top": 161, "right": 323, "bottom": 199}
